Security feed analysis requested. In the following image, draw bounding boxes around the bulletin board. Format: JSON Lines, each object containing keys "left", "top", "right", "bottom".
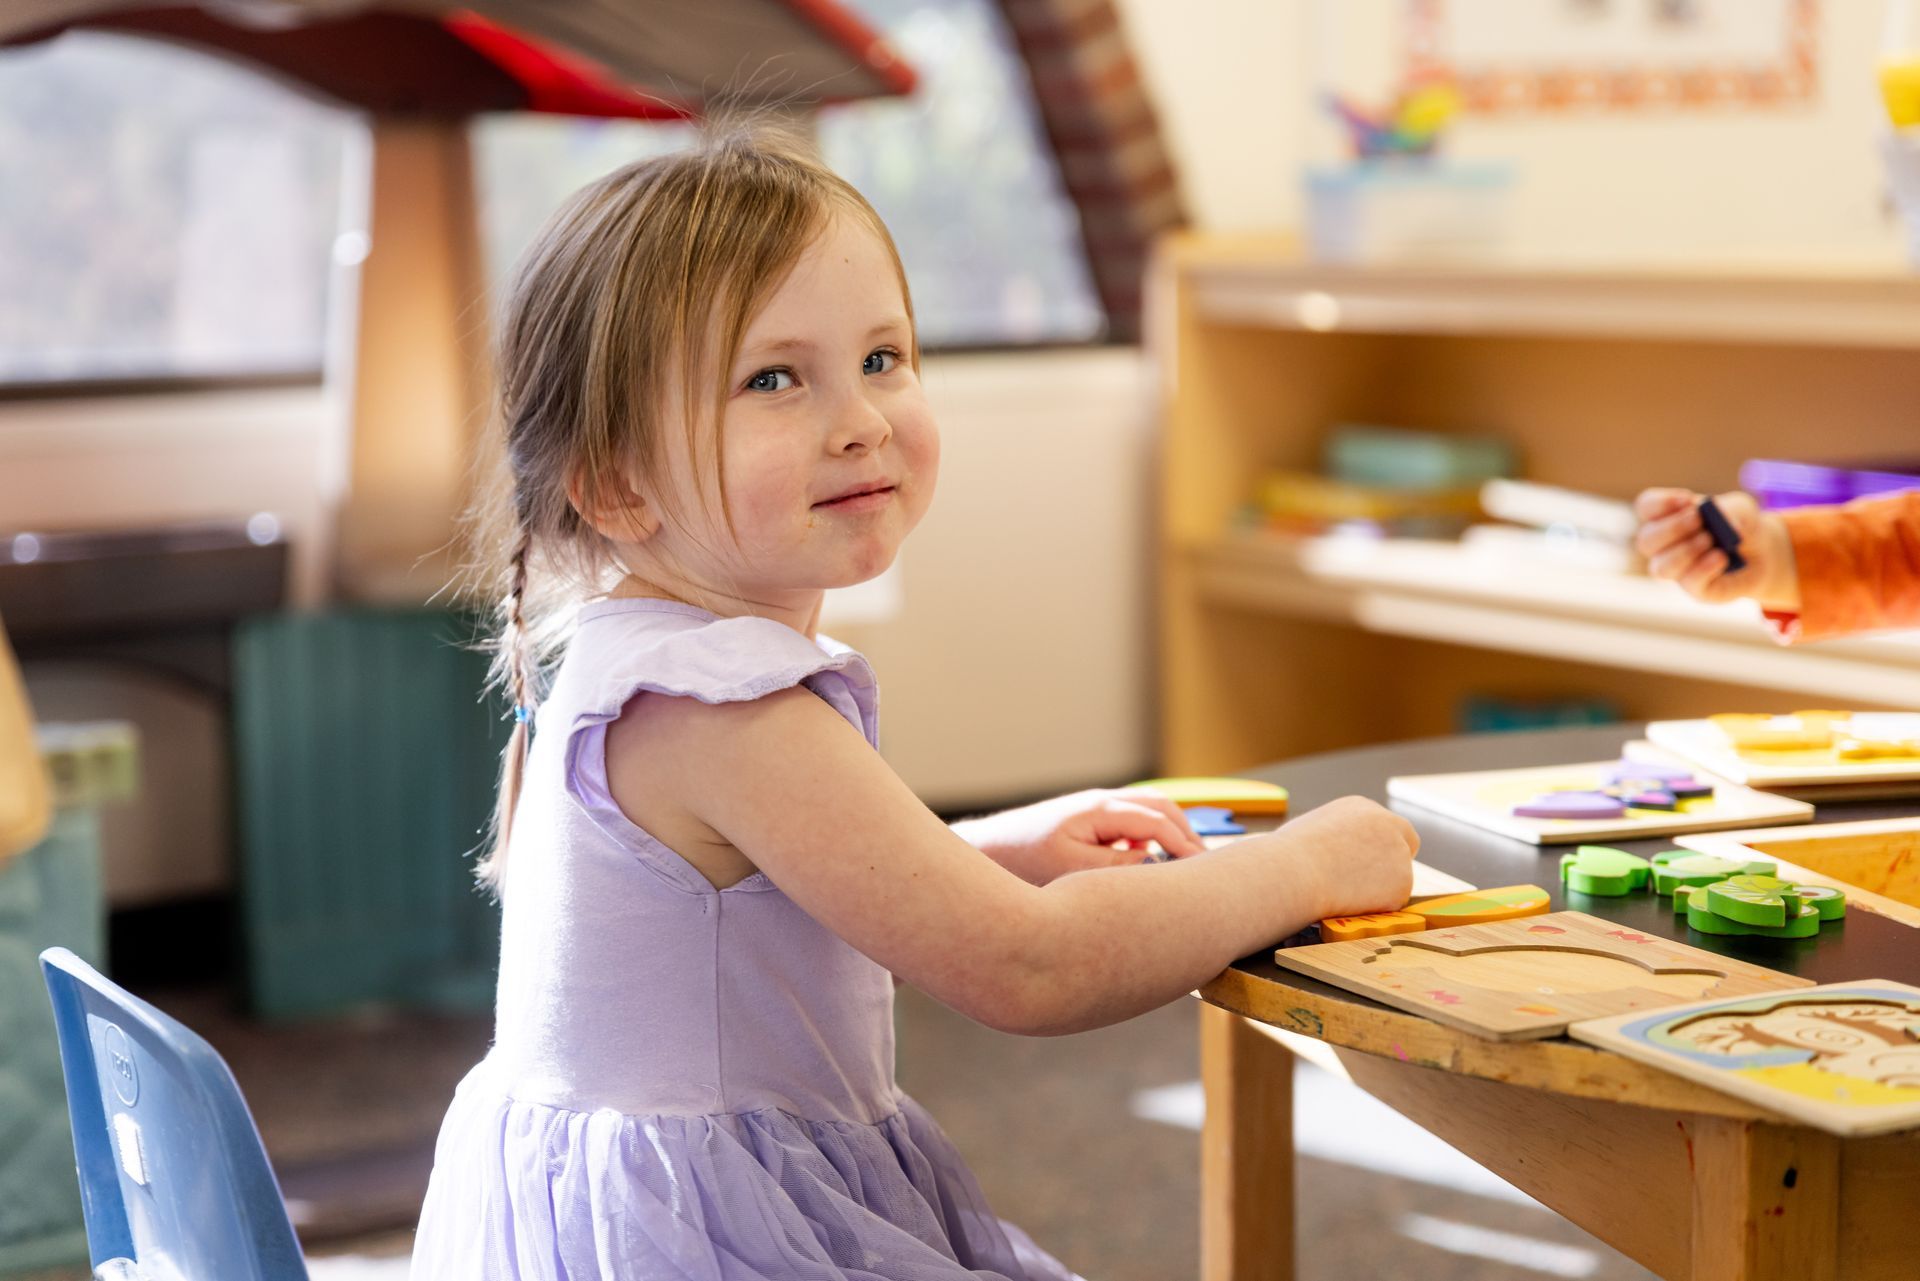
{"left": 1405, "top": 0, "right": 1820, "bottom": 114}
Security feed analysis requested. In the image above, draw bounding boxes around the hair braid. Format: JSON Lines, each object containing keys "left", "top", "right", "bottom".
{"left": 502, "top": 528, "right": 537, "bottom": 715}
{"left": 477, "top": 524, "right": 537, "bottom": 887}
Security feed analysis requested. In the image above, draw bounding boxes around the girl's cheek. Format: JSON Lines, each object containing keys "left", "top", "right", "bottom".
{"left": 729, "top": 452, "right": 804, "bottom": 533}
{"left": 906, "top": 412, "right": 940, "bottom": 483}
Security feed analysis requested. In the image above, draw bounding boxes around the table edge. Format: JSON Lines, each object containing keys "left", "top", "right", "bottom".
{"left": 1197, "top": 966, "right": 1784, "bottom": 1121}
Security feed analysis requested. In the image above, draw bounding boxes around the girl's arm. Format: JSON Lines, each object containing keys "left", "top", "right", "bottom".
{"left": 615, "top": 685, "right": 1415, "bottom": 1036}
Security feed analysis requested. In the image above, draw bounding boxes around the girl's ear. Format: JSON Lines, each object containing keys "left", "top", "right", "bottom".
{"left": 568, "top": 466, "right": 662, "bottom": 545}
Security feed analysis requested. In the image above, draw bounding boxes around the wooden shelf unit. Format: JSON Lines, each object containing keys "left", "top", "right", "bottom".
{"left": 1151, "top": 234, "right": 1920, "bottom": 776}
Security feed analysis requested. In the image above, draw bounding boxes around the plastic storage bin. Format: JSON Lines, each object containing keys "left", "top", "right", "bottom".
{"left": 1739, "top": 458, "right": 1920, "bottom": 510}
{"left": 1305, "top": 159, "right": 1514, "bottom": 264}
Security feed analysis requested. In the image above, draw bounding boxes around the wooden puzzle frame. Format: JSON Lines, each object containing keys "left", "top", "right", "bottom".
{"left": 1386, "top": 753, "right": 1812, "bottom": 845}
{"left": 1272, "top": 910, "right": 1812, "bottom": 1041}
{"left": 1647, "top": 716, "right": 1920, "bottom": 791}
{"left": 1676, "top": 818, "right": 1920, "bottom": 930}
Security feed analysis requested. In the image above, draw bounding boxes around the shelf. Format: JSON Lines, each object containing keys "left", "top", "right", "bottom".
{"left": 1186, "top": 532, "right": 1920, "bottom": 707}
{"left": 1186, "top": 256, "right": 1920, "bottom": 348}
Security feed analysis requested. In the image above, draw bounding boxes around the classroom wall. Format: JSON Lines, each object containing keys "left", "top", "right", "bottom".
{"left": 0, "top": 347, "right": 1155, "bottom": 901}
{"left": 832, "top": 347, "right": 1156, "bottom": 809}
{"left": 1118, "top": 0, "right": 1907, "bottom": 263}
{"left": 0, "top": 387, "right": 340, "bottom": 606}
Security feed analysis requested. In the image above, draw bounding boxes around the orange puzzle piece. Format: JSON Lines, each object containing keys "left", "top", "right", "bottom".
{"left": 1319, "top": 911, "right": 1428, "bottom": 943}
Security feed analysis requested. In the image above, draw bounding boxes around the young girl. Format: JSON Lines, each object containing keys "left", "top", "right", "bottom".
{"left": 409, "top": 126, "right": 1418, "bottom": 1280}
{"left": 1634, "top": 487, "right": 1920, "bottom": 640}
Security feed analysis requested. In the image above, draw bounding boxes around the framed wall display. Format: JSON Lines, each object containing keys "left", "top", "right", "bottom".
{"left": 1404, "top": 0, "right": 1820, "bottom": 114}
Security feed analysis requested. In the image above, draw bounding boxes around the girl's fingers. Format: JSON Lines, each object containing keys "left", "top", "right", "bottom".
{"left": 1099, "top": 801, "right": 1205, "bottom": 857}
{"left": 1646, "top": 529, "right": 1714, "bottom": 581}
{"left": 1109, "top": 790, "right": 1202, "bottom": 844}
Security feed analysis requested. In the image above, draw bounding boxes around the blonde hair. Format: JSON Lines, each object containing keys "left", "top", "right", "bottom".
{"left": 467, "top": 121, "right": 916, "bottom": 887}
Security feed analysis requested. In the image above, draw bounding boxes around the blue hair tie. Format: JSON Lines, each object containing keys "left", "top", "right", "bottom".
{"left": 513, "top": 704, "right": 534, "bottom": 725}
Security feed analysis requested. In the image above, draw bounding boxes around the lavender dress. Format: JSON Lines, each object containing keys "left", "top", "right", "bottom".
{"left": 410, "top": 600, "right": 1081, "bottom": 1280}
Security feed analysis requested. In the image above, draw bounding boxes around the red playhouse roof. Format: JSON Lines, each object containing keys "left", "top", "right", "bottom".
{"left": 0, "top": 1, "right": 916, "bottom": 118}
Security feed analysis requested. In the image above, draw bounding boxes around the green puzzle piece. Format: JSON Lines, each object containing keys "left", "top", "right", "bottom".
{"left": 1793, "top": 883, "right": 1848, "bottom": 921}
{"left": 1559, "top": 845, "right": 1651, "bottom": 896}
{"left": 1676, "top": 888, "right": 1822, "bottom": 939}
{"left": 1649, "top": 850, "right": 1777, "bottom": 896}
{"left": 1703, "top": 873, "right": 1802, "bottom": 927}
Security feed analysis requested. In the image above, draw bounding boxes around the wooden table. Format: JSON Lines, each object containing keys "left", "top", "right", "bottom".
{"left": 1197, "top": 726, "right": 1920, "bottom": 1281}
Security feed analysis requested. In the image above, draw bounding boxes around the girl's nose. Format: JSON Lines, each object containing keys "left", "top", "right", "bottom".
{"left": 831, "top": 394, "right": 893, "bottom": 456}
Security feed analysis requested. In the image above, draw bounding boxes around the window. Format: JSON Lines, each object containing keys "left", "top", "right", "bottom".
{"left": 0, "top": 33, "right": 349, "bottom": 385}
{"left": 475, "top": 117, "right": 697, "bottom": 293}
{"left": 818, "top": 0, "right": 1104, "bottom": 346}
{"left": 0, "top": 3, "right": 1103, "bottom": 386}
{"left": 474, "top": 0, "right": 1103, "bottom": 348}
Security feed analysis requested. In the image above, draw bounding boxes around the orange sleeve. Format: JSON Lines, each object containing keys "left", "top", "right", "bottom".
{"left": 1764, "top": 491, "right": 1920, "bottom": 643}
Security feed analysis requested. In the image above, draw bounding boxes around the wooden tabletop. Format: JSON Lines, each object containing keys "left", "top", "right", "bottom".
{"left": 1199, "top": 724, "right": 1920, "bottom": 1119}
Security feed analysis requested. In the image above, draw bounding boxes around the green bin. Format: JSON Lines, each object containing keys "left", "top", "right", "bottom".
{"left": 233, "top": 609, "right": 509, "bottom": 1020}
{"left": 0, "top": 808, "right": 105, "bottom": 1277}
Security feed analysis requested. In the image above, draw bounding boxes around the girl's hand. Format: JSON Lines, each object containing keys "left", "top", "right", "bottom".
{"left": 1633, "top": 488, "right": 1800, "bottom": 612}
{"left": 1270, "top": 795, "right": 1419, "bottom": 920}
{"left": 951, "top": 788, "right": 1207, "bottom": 886}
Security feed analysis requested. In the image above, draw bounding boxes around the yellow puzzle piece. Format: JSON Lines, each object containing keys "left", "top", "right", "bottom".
{"left": 1835, "top": 737, "right": 1920, "bottom": 761}
{"left": 1711, "top": 712, "right": 1841, "bottom": 754}
{"left": 1129, "top": 776, "right": 1290, "bottom": 815}
{"left": 1407, "top": 884, "right": 1552, "bottom": 927}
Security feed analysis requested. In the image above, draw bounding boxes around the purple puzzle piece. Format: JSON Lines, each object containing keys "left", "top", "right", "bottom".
{"left": 1601, "top": 759, "right": 1694, "bottom": 786}
{"left": 1624, "top": 789, "right": 1679, "bottom": 811}
{"left": 1513, "top": 790, "right": 1628, "bottom": 820}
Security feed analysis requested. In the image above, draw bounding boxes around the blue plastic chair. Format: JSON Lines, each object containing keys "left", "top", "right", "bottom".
{"left": 39, "top": 946, "right": 309, "bottom": 1280}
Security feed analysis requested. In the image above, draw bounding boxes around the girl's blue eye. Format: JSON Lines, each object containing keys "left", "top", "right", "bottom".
{"left": 745, "top": 368, "right": 794, "bottom": 393}
{"left": 864, "top": 348, "right": 899, "bottom": 376}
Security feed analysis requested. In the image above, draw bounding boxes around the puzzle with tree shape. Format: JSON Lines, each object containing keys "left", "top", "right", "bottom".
{"left": 1572, "top": 983, "right": 1920, "bottom": 1135}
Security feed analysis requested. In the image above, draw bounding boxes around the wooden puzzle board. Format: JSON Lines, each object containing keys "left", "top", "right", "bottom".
{"left": 1571, "top": 981, "right": 1920, "bottom": 1135}
{"left": 1647, "top": 715, "right": 1920, "bottom": 788}
{"left": 1676, "top": 818, "right": 1920, "bottom": 930}
{"left": 1385, "top": 755, "right": 1812, "bottom": 845}
{"left": 1272, "top": 910, "right": 1813, "bottom": 1040}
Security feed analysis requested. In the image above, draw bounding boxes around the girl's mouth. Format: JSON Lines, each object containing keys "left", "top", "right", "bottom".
{"left": 813, "top": 484, "right": 896, "bottom": 513}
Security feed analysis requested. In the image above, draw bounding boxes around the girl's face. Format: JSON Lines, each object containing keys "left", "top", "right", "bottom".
{"left": 636, "top": 212, "right": 938, "bottom": 625}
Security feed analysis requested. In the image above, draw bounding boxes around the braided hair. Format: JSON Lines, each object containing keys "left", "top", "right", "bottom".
{"left": 475, "top": 522, "right": 538, "bottom": 884}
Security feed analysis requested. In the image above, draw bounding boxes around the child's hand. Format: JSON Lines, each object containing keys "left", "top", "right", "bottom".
{"left": 952, "top": 789, "right": 1207, "bottom": 886}
{"left": 1633, "top": 488, "right": 1799, "bottom": 611}
{"left": 1270, "top": 795, "right": 1418, "bottom": 920}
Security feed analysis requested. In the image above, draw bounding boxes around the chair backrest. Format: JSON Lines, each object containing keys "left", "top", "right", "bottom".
{"left": 38, "top": 946, "right": 308, "bottom": 1281}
